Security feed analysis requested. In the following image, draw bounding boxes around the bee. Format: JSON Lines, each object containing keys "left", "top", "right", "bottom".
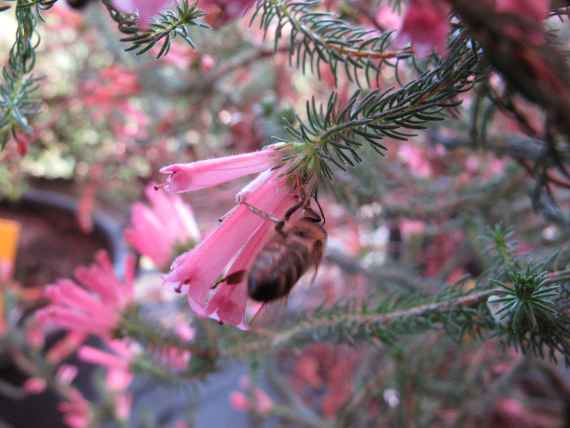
{"left": 222, "top": 195, "right": 327, "bottom": 304}
{"left": 248, "top": 204, "right": 326, "bottom": 302}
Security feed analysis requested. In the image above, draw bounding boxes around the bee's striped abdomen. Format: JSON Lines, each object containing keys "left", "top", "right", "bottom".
{"left": 247, "top": 239, "right": 310, "bottom": 302}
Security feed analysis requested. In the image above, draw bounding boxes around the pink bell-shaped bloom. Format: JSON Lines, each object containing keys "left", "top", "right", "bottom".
{"left": 125, "top": 184, "right": 200, "bottom": 269}
{"left": 36, "top": 251, "right": 135, "bottom": 338}
{"left": 398, "top": 0, "right": 450, "bottom": 57}
{"left": 202, "top": 220, "right": 274, "bottom": 327}
{"left": 159, "top": 145, "right": 283, "bottom": 193}
{"left": 164, "top": 170, "right": 297, "bottom": 313}
{"left": 113, "top": 0, "right": 173, "bottom": 27}
{"left": 159, "top": 143, "right": 315, "bottom": 327}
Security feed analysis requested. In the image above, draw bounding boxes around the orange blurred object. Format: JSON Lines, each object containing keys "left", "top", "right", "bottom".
{"left": 0, "top": 218, "right": 21, "bottom": 282}
{"left": 0, "top": 218, "right": 20, "bottom": 335}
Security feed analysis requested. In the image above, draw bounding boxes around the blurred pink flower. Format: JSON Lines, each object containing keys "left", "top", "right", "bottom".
{"left": 495, "top": 0, "right": 549, "bottom": 22}
{"left": 398, "top": 0, "right": 450, "bottom": 57}
{"left": 154, "top": 323, "right": 195, "bottom": 370}
{"left": 36, "top": 251, "right": 135, "bottom": 338}
{"left": 23, "top": 378, "right": 47, "bottom": 395}
{"left": 79, "top": 340, "right": 135, "bottom": 421}
{"left": 46, "top": 332, "right": 87, "bottom": 364}
{"left": 113, "top": 0, "right": 173, "bottom": 27}
{"left": 375, "top": 5, "right": 402, "bottom": 31}
{"left": 125, "top": 184, "right": 200, "bottom": 269}
{"left": 160, "top": 145, "right": 283, "bottom": 193}
{"left": 398, "top": 143, "right": 432, "bottom": 177}
{"left": 24, "top": 364, "right": 78, "bottom": 395}
{"left": 400, "top": 219, "right": 425, "bottom": 237}
{"left": 79, "top": 341, "right": 134, "bottom": 389}
{"left": 229, "top": 388, "right": 273, "bottom": 415}
{"left": 59, "top": 388, "right": 91, "bottom": 428}
{"left": 200, "top": 0, "right": 256, "bottom": 27}
{"left": 82, "top": 66, "right": 140, "bottom": 117}
{"left": 202, "top": 220, "right": 275, "bottom": 327}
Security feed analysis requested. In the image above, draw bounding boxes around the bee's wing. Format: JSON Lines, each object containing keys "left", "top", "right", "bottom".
{"left": 249, "top": 297, "right": 289, "bottom": 329}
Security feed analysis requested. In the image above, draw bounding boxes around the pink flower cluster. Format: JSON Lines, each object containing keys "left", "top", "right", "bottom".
{"left": 396, "top": 0, "right": 549, "bottom": 58}
{"left": 160, "top": 144, "right": 297, "bottom": 327}
{"left": 398, "top": 0, "right": 451, "bottom": 57}
{"left": 125, "top": 184, "right": 200, "bottom": 270}
{"left": 79, "top": 340, "right": 135, "bottom": 421}
{"left": 495, "top": 0, "right": 549, "bottom": 22}
{"left": 229, "top": 376, "right": 273, "bottom": 415}
{"left": 36, "top": 251, "right": 135, "bottom": 338}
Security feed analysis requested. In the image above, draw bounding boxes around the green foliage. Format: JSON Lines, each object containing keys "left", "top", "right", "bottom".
{"left": 484, "top": 226, "right": 570, "bottom": 363}
{"left": 252, "top": 0, "right": 412, "bottom": 86}
{"left": 279, "top": 29, "right": 486, "bottom": 180}
{"left": 103, "top": 0, "right": 209, "bottom": 58}
{"left": 489, "top": 266, "right": 570, "bottom": 364}
{"left": 2, "top": 0, "right": 57, "bottom": 18}
{"left": 0, "top": 0, "right": 43, "bottom": 149}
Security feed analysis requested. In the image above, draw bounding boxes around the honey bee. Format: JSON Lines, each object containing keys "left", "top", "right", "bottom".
{"left": 223, "top": 196, "right": 327, "bottom": 304}
{"left": 248, "top": 204, "right": 327, "bottom": 302}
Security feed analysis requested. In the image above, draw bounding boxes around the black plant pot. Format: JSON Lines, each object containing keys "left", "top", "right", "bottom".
{"left": 0, "top": 189, "right": 128, "bottom": 428}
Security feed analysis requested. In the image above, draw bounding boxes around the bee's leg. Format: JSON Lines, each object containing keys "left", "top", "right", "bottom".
{"left": 276, "top": 198, "right": 305, "bottom": 233}
{"left": 276, "top": 189, "right": 308, "bottom": 231}
{"left": 211, "top": 270, "right": 246, "bottom": 289}
{"left": 241, "top": 191, "right": 306, "bottom": 235}
{"left": 240, "top": 201, "right": 283, "bottom": 224}
{"left": 314, "top": 190, "right": 326, "bottom": 225}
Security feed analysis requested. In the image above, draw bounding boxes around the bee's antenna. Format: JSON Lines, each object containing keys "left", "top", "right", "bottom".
{"left": 314, "top": 191, "right": 326, "bottom": 225}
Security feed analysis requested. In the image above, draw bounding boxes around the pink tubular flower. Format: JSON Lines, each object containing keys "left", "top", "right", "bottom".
{"left": 164, "top": 170, "right": 297, "bottom": 325}
{"left": 36, "top": 251, "right": 135, "bottom": 338}
{"left": 159, "top": 145, "right": 283, "bottom": 193}
{"left": 125, "top": 184, "right": 200, "bottom": 269}
{"left": 398, "top": 0, "right": 450, "bottom": 57}
{"left": 202, "top": 220, "right": 274, "bottom": 327}
{"left": 160, "top": 145, "right": 302, "bottom": 327}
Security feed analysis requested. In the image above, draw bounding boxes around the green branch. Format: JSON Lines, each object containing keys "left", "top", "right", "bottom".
{"left": 0, "top": 0, "right": 43, "bottom": 149}
{"left": 279, "top": 29, "right": 486, "bottom": 179}
{"left": 253, "top": 0, "right": 412, "bottom": 86}
{"left": 102, "top": 0, "right": 208, "bottom": 58}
